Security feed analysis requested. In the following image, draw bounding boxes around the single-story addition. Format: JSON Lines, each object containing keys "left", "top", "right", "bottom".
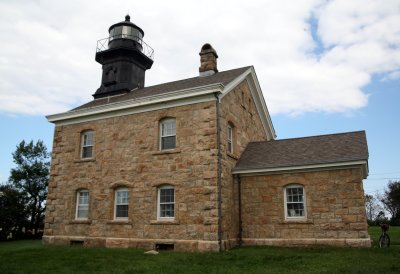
{"left": 233, "top": 131, "right": 370, "bottom": 247}
{"left": 43, "top": 15, "right": 371, "bottom": 251}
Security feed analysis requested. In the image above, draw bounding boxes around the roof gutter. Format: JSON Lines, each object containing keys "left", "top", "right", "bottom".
{"left": 233, "top": 160, "right": 369, "bottom": 179}
{"left": 236, "top": 174, "right": 243, "bottom": 246}
{"left": 47, "top": 83, "right": 224, "bottom": 124}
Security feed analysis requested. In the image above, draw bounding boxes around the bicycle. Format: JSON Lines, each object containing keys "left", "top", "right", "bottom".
{"left": 378, "top": 223, "right": 390, "bottom": 248}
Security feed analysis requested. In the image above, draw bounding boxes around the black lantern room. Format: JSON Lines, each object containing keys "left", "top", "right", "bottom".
{"left": 94, "top": 15, "right": 154, "bottom": 99}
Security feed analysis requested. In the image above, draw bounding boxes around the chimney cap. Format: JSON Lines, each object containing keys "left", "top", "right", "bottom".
{"left": 199, "top": 43, "right": 218, "bottom": 58}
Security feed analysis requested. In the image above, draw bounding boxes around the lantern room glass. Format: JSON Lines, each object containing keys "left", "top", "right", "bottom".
{"left": 109, "top": 26, "right": 143, "bottom": 42}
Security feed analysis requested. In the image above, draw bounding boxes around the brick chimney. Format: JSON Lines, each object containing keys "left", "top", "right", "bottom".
{"left": 199, "top": 43, "right": 218, "bottom": 76}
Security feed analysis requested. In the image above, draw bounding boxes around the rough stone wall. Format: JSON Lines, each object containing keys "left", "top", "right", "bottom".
{"left": 219, "top": 80, "right": 268, "bottom": 248}
{"left": 240, "top": 168, "right": 371, "bottom": 247}
{"left": 44, "top": 101, "right": 221, "bottom": 251}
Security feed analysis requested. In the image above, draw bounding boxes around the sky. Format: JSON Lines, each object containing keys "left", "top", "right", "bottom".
{"left": 0, "top": 0, "right": 399, "bottom": 197}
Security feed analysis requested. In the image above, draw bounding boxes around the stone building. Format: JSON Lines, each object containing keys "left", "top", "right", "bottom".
{"left": 43, "top": 16, "right": 371, "bottom": 251}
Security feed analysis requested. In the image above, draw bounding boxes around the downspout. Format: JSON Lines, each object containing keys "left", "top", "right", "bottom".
{"left": 215, "top": 92, "right": 223, "bottom": 251}
{"left": 237, "top": 174, "right": 243, "bottom": 246}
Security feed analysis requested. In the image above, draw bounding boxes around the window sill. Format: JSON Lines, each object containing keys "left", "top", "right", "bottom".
{"left": 227, "top": 152, "right": 238, "bottom": 160}
{"left": 280, "top": 219, "right": 313, "bottom": 224}
{"left": 69, "top": 220, "right": 92, "bottom": 224}
{"left": 107, "top": 220, "right": 132, "bottom": 225}
{"left": 150, "top": 220, "right": 180, "bottom": 225}
{"left": 152, "top": 149, "right": 181, "bottom": 156}
{"left": 74, "top": 158, "right": 96, "bottom": 163}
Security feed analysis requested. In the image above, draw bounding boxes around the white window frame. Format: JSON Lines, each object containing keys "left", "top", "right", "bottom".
{"left": 160, "top": 118, "right": 176, "bottom": 150}
{"left": 81, "top": 130, "right": 94, "bottom": 159}
{"left": 227, "top": 124, "right": 233, "bottom": 154}
{"left": 75, "top": 190, "right": 89, "bottom": 220}
{"left": 284, "top": 185, "right": 306, "bottom": 220}
{"left": 114, "top": 188, "right": 129, "bottom": 220}
{"left": 157, "top": 185, "right": 175, "bottom": 220}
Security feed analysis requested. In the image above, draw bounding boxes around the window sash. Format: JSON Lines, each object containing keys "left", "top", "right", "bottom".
{"left": 160, "top": 119, "right": 176, "bottom": 150}
{"left": 115, "top": 189, "right": 129, "bottom": 219}
{"left": 161, "top": 136, "right": 176, "bottom": 150}
{"left": 76, "top": 191, "right": 89, "bottom": 219}
{"left": 285, "top": 186, "right": 305, "bottom": 218}
{"left": 81, "top": 146, "right": 93, "bottom": 158}
{"left": 116, "top": 205, "right": 128, "bottom": 218}
{"left": 81, "top": 131, "right": 94, "bottom": 158}
{"left": 161, "top": 120, "right": 176, "bottom": 137}
{"left": 228, "top": 126, "right": 233, "bottom": 153}
{"left": 158, "top": 187, "right": 175, "bottom": 219}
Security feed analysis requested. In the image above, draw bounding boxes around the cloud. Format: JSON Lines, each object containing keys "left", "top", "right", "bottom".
{"left": 0, "top": 0, "right": 399, "bottom": 116}
{"left": 382, "top": 70, "right": 400, "bottom": 81}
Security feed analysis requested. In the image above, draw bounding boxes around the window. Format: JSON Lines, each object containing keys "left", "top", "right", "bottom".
{"left": 158, "top": 186, "right": 175, "bottom": 220}
{"left": 110, "top": 26, "right": 143, "bottom": 42}
{"left": 160, "top": 118, "right": 176, "bottom": 150}
{"left": 113, "top": 26, "right": 122, "bottom": 39}
{"left": 115, "top": 188, "right": 129, "bottom": 219}
{"left": 284, "top": 185, "right": 306, "bottom": 219}
{"left": 81, "top": 131, "right": 94, "bottom": 159}
{"left": 76, "top": 190, "right": 89, "bottom": 219}
{"left": 227, "top": 124, "right": 233, "bottom": 154}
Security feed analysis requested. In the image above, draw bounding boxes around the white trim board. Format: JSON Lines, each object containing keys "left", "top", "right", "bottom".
{"left": 233, "top": 160, "right": 369, "bottom": 179}
{"left": 220, "top": 66, "right": 276, "bottom": 140}
{"left": 47, "top": 88, "right": 222, "bottom": 126}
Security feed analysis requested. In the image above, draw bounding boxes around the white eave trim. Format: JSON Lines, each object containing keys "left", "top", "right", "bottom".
{"left": 47, "top": 83, "right": 224, "bottom": 125}
{"left": 232, "top": 160, "right": 369, "bottom": 179}
{"left": 220, "top": 66, "right": 276, "bottom": 140}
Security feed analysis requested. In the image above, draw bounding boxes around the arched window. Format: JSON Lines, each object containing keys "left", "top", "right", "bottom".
{"left": 284, "top": 185, "right": 306, "bottom": 219}
{"left": 157, "top": 185, "right": 175, "bottom": 220}
{"left": 75, "top": 189, "right": 89, "bottom": 219}
{"left": 160, "top": 118, "right": 176, "bottom": 150}
{"left": 114, "top": 188, "right": 129, "bottom": 220}
{"left": 81, "top": 130, "right": 94, "bottom": 159}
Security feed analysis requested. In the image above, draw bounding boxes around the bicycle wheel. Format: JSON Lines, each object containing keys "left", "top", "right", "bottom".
{"left": 379, "top": 233, "right": 390, "bottom": 248}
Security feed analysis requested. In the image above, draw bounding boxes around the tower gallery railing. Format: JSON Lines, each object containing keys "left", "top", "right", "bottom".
{"left": 96, "top": 35, "right": 154, "bottom": 60}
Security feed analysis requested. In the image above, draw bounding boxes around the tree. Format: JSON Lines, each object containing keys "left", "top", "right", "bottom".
{"left": 0, "top": 184, "right": 28, "bottom": 240}
{"left": 9, "top": 140, "right": 50, "bottom": 235}
{"left": 364, "top": 194, "right": 382, "bottom": 224}
{"left": 380, "top": 181, "right": 400, "bottom": 225}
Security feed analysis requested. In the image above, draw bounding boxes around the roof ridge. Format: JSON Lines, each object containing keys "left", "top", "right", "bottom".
{"left": 139, "top": 65, "right": 252, "bottom": 90}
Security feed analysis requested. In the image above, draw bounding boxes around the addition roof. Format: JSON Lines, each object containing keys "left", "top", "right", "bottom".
{"left": 74, "top": 66, "right": 251, "bottom": 111}
{"left": 233, "top": 131, "right": 369, "bottom": 175}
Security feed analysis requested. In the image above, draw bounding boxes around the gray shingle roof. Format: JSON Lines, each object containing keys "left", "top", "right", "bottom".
{"left": 74, "top": 66, "right": 251, "bottom": 111}
{"left": 234, "top": 131, "right": 368, "bottom": 172}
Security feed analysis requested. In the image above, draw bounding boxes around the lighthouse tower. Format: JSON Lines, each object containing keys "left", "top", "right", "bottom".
{"left": 94, "top": 15, "right": 154, "bottom": 98}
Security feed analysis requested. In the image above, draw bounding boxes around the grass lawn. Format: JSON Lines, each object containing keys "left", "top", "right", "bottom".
{"left": 369, "top": 225, "right": 400, "bottom": 246}
{"left": 1, "top": 227, "right": 399, "bottom": 274}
